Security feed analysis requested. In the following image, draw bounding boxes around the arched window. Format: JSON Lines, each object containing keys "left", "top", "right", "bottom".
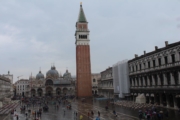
{"left": 45, "top": 79, "right": 53, "bottom": 85}
{"left": 93, "top": 79, "right": 96, "bottom": 82}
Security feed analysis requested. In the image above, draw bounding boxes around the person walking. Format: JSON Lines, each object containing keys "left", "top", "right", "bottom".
{"left": 80, "top": 115, "right": 83, "bottom": 120}
{"left": 16, "top": 115, "right": 19, "bottom": 120}
{"left": 88, "top": 112, "right": 90, "bottom": 118}
{"left": 96, "top": 116, "right": 100, "bottom": 120}
{"left": 63, "top": 108, "right": 65, "bottom": 116}
{"left": 35, "top": 111, "right": 36, "bottom": 119}
{"left": 39, "top": 110, "right": 42, "bottom": 118}
{"left": 76, "top": 112, "right": 78, "bottom": 117}
{"left": 113, "top": 110, "right": 117, "bottom": 117}
{"left": 25, "top": 112, "right": 28, "bottom": 118}
{"left": 138, "top": 110, "right": 143, "bottom": 120}
{"left": 91, "top": 111, "right": 94, "bottom": 116}
{"left": 98, "top": 111, "right": 100, "bottom": 117}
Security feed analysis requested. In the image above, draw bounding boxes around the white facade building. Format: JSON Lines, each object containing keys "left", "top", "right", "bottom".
{"left": 14, "top": 79, "right": 29, "bottom": 96}
{"left": 113, "top": 60, "right": 130, "bottom": 99}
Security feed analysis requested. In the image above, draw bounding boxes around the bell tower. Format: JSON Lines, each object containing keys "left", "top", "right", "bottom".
{"left": 75, "top": 3, "right": 92, "bottom": 97}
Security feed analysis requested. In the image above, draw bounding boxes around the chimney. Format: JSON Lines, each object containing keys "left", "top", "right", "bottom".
{"left": 165, "top": 41, "right": 168, "bottom": 47}
{"left": 155, "top": 46, "right": 158, "bottom": 51}
{"left": 144, "top": 51, "right": 146, "bottom": 55}
{"left": 134, "top": 54, "right": 138, "bottom": 58}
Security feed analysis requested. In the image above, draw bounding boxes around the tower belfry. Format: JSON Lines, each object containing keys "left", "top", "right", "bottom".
{"left": 75, "top": 3, "right": 92, "bottom": 97}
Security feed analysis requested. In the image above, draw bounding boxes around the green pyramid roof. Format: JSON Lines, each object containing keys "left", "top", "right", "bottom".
{"left": 78, "top": 5, "right": 87, "bottom": 22}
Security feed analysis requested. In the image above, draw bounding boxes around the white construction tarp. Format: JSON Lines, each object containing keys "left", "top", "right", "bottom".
{"left": 136, "top": 94, "right": 146, "bottom": 104}
{"left": 113, "top": 59, "right": 130, "bottom": 98}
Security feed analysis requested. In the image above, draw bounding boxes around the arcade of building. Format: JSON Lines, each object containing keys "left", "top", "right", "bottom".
{"left": 128, "top": 41, "right": 180, "bottom": 109}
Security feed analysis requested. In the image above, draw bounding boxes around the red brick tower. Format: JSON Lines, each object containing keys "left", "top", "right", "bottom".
{"left": 75, "top": 3, "right": 92, "bottom": 97}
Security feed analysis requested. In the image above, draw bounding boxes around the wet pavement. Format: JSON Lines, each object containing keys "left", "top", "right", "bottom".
{"left": 7, "top": 98, "right": 180, "bottom": 120}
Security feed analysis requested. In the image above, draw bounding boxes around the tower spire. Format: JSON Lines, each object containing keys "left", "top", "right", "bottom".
{"left": 78, "top": 2, "right": 87, "bottom": 22}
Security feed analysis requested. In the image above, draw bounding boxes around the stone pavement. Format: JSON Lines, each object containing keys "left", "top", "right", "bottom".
{"left": 8, "top": 100, "right": 138, "bottom": 120}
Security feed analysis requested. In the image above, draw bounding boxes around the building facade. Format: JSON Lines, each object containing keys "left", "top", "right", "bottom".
{"left": 2, "top": 71, "right": 14, "bottom": 99}
{"left": 128, "top": 41, "right": 180, "bottom": 109}
{"left": 14, "top": 66, "right": 75, "bottom": 97}
{"left": 14, "top": 79, "right": 29, "bottom": 96}
{"left": 30, "top": 66, "right": 75, "bottom": 97}
{"left": 0, "top": 75, "right": 12, "bottom": 106}
{"left": 113, "top": 60, "right": 130, "bottom": 99}
{"left": 75, "top": 3, "right": 92, "bottom": 97}
{"left": 91, "top": 73, "right": 101, "bottom": 95}
{"left": 98, "top": 67, "right": 114, "bottom": 99}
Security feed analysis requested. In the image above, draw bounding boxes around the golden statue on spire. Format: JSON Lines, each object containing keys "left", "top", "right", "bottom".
{"left": 80, "top": 2, "right": 82, "bottom": 5}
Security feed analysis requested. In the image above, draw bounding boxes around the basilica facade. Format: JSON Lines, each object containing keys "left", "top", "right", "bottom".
{"left": 16, "top": 66, "right": 75, "bottom": 97}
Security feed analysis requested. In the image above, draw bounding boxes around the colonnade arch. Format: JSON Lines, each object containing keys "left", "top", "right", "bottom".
{"left": 63, "top": 88, "right": 68, "bottom": 95}
{"left": 31, "top": 89, "right": 36, "bottom": 97}
{"left": 37, "top": 88, "right": 43, "bottom": 97}
{"left": 56, "top": 88, "right": 61, "bottom": 95}
{"left": 46, "top": 86, "right": 53, "bottom": 96}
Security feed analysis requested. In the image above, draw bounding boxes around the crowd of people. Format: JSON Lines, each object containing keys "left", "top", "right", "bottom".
{"left": 138, "top": 106, "right": 169, "bottom": 120}
{"left": 11, "top": 95, "right": 75, "bottom": 120}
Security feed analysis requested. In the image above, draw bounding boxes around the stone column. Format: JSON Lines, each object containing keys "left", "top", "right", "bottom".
{"left": 139, "top": 77, "right": 141, "bottom": 86}
{"left": 152, "top": 75, "right": 155, "bottom": 86}
{"left": 170, "top": 73, "right": 175, "bottom": 85}
{"left": 178, "top": 71, "right": 180, "bottom": 85}
{"left": 135, "top": 78, "right": 137, "bottom": 86}
{"left": 163, "top": 73, "right": 168, "bottom": 85}
{"left": 143, "top": 77, "right": 146, "bottom": 86}
{"left": 131, "top": 78, "right": 134, "bottom": 86}
{"left": 166, "top": 94, "right": 170, "bottom": 108}
{"left": 173, "top": 94, "right": 178, "bottom": 109}
{"left": 157, "top": 74, "right": 161, "bottom": 86}
{"left": 147, "top": 76, "right": 150, "bottom": 86}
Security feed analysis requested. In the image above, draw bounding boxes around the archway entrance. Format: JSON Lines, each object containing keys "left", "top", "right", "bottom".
{"left": 56, "top": 88, "right": 61, "bottom": 95}
{"left": 155, "top": 93, "right": 160, "bottom": 105}
{"left": 46, "top": 87, "right": 53, "bottom": 96}
{"left": 63, "top": 88, "right": 68, "bottom": 95}
{"left": 168, "top": 94, "right": 174, "bottom": 107}
{"left": 31, "top": 89, "right": 36, "bottom": 97}
{"left": 37, "top": 88, "right": 43, "bottom": 97}
{"left": 162, "top": 93, "right": 167, "bottom": 106}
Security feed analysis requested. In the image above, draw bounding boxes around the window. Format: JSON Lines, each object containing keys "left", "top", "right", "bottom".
{"left": 79, "top": 35, "right": 87, "bottom": 39}
{"left": 158, "top": 58, "right": 161, "bottom": 66}
{"left": 143, "top": 63, "right": 146, "bottom": 69}
{"left": 171, "top": 54, "right": 175, "bottom": 63}
{"left": 153, "top": 60, "right": 156, "bottom": 67}
{"left": 148, "top": 61, "right": 150, "bottom": 68}
{"left": 136, "top": 65, "right": 138, "bottom": 71}
{"left": 139, "top": 64, "right": 141, "bottom": 70}
{"left": 133, "top": 66, "right": 135, "bottom": 72}
{"left": 164, "top": 56, "right": 168, "bottom": 64}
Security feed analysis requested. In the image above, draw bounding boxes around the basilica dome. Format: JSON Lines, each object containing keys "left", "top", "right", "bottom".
{"left": 63, "top": 70, "right": 71, "bottom": 80}
{"left": 36, "top": 71, "right": 44, "bottom": 80}
{"left": 46, "top": 66, "right": 59, "bottom": 78}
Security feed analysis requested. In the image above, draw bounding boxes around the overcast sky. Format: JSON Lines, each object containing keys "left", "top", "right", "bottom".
{"left": 0, "top": 0, "right": 180, "bottom": 83}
